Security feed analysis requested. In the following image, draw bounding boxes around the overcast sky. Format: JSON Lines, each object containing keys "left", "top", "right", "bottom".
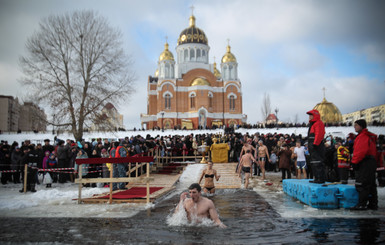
{"left": 1, "top": 0, "right": 384, "bottom": 129}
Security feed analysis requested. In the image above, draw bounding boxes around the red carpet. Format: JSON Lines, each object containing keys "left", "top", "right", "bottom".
{"left": 98, "top": 187, "right": 163, "bottom": 199}
{"left": 157, "top": 163, "right": 182, "bottom": 174}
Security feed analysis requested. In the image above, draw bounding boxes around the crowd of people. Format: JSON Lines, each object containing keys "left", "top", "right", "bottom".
{"left": 0, "top": 116, "right": 384, "bottom": 209}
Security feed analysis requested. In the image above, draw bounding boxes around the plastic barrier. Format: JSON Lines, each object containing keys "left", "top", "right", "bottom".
{"left": 283, "top": 179, "right": 358, "bottom": 209}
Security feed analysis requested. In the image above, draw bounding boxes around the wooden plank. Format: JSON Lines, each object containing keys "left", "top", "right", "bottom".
{"left": 75, "top": 177, "right": 154, "bottom": 184}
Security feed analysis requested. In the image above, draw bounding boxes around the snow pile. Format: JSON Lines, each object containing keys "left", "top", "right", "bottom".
{"left": 0, "top": 183, "right": 145, "bottom": 218}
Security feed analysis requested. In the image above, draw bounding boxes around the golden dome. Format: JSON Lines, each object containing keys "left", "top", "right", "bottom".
{"left": 221, "top": 45, "right": 237, "bottom": 63}
{"left": 313, "top": 98, "right": 342, "bottom": 124}
{"left": 154, "top": 68, "right": 159, "bottom": 77}
{"left": 213, "top": 62, "right": 221, "bottom": 79}
{"left": 191, "top": 77, "right": 210, "bottom": 86}
{"left": 159, "top": 42, "right": 174, "bottom": 61}
{"left": 177, "top": 15, "right": 208, "bottom": 45}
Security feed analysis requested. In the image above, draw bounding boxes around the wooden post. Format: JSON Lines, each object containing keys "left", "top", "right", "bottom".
{"left": 23, "top": 164, "right": 28, "bottom": 193}
{"left": 78, "top": 165, "right": 83, "bottom": 204}
{"left": 109, "top": 164, "right": 113, "bottom": 204}
{"left": 156, "top": 148, "right": 159, "bottom": 166}
{"left": 146, "top": 162, "right": 150, "bottom": 204}
{"left": 183, "top": 150, "right": 185, "bottom": 162}
{"left": 136, "top": 162, "right": 138, "bottom": 177}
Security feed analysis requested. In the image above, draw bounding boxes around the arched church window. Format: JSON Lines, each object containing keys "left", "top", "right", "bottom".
{"left": 229, "top": 95, "right": 235, "bottom": 111}
{"left": 184, "top": 49, "right": 188, "bottom": 61}
{"left": 190, "top": 48, "right": 195, "bottom": 61}
{"left": 170, "top": 65, "right": 174, "bottom": 78}
{"left": 209, "top": 94, "right": 213, "bottom": 108}
{"left": 229, "top": 65, "right": 233, "bottom": 79}
{"left": 190, "top": 94, "right": 195, "bottom": 109}
{"left": 196, "top": 49, "right": 201, "bottom": 60}
{"left": 165, "top": 94, "right": 171, "bottom": 109}
{"left": 165, "top": 63, "right": 170, "bottom": 78}
{"left": 223, "top": 66, "right": 227, "bottom": 79}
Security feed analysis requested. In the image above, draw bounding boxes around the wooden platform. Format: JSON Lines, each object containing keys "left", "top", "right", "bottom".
{"left": 81, "top": 173, "right": 181, "bottom": 204}
{"left": 80, "top": 162, "right": 241, "bottom": 204}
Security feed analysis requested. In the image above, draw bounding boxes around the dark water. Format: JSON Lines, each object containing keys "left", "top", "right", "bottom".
{"left": 0, "top": 189, "right": 384, "bottom": 244}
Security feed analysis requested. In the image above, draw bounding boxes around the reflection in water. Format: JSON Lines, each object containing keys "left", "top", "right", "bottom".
{"left": 0, "top": 189, "right": 384, "bottom": 244}
{"left": 298, "top": 218, "right": 385, "bottom": 244}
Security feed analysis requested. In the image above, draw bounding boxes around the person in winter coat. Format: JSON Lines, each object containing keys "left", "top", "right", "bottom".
{"left": 350, "top": 119, "right": 378, "bottom": 210}
{"left": 336, "top": 140, "right": 350, "bottom": 184}
{"left": 113, "top": 140, "right": 129, "bottom": 191}
{"left": 75, "top": 149, "right": 88, "bottom": 179}
{"left": 101, "top": 148, "right": 110, "bottom": 185}
{"left": 306, "top": 109, "right": 326, "bottom": 184}
{"left": 278, "top": 144, "right": 292, "bottom": 181}
{"left": 11, "top": 146, "right": 23, "bottom": 183}
{"left": 376, "top": 136, "right": 385, "bottom": 187}
{"left": 57, "top": 140, "right": 69, "bottom": 183}
{"left": 1, "top": 150, "right": 11, "bottom": 184}
{"left": 46, "top": 153, "right": 58, "bottom": 186}
{"left": 42, "top": 151, "right": 50, "bottom": 170}
{"left": 19, "top": 145, "right": 39, "bottom": 192}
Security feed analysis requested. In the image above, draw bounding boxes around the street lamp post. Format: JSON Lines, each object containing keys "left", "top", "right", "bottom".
{"left": 275, "top": 108, "right": 279, "bottom": 130}
{"left": 161, "top": 112, "right": 164, "bottom": 132}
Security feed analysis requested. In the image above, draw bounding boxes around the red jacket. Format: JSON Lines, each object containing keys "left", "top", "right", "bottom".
{"left": 351, "top": 128, "right": 377, "bottom": 164}
{"left": 307, "top": 109, "right": 325, "bottom": 146}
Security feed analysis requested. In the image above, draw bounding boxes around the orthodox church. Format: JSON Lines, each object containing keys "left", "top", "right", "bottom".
{"left": 140, "top": 13, "right": 247, "bottom": 129}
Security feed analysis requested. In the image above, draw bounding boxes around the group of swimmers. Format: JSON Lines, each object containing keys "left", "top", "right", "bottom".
{"left": 176, "top": 137, "right": 273, "bottom": 227}
{"left": 176, "top": 156, "right": 259, "bottom": 228}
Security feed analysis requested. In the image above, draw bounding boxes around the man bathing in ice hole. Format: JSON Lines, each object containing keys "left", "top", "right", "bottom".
{"left": 175, "top": 183, "right": 226, "bottom": 228}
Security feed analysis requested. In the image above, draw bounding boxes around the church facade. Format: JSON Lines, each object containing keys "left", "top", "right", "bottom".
{"left": 140, "top": 14, "right": 246, "bottom": 130}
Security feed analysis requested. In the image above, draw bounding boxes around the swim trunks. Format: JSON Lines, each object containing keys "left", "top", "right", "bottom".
{"left": 296, "top": 161, "right": 307, "bottom": 170}
{"left": 242, "top": 166, "right": 251, "bottom": 173}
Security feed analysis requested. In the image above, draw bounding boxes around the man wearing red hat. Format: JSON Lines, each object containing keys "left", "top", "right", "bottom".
{"left": 306, "top": 109, "right": 326, "bottom": 184}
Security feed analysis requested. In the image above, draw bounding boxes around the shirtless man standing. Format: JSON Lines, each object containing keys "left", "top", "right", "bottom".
{"left": 176, "top": 183, "right": 226, "bottom": 228}
{"left": 257, "top": 140, "right": 270, "bottom": 181}
{"left": 238, "top": 150, "right": 257, "bottom": 188}
{"left": 237, "top": 138, "right": 256, "bottom": 173}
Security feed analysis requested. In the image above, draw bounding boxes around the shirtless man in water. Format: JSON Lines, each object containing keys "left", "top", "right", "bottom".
{"left": 238, "top": 150, "right": 257, "bottom": 188}
{"left": 257, "top": 140, "right": 270, "bottom": 181}
{"left": 176, "top": 183, "right": 226, "bottom": 228}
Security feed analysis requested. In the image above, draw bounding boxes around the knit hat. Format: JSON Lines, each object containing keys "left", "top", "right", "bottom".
{"left": 354, "top": 119, "right": 367, "bottom": 129}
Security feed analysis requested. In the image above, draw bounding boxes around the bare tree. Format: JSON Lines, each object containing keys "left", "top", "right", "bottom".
{"left": 19, "top": 10, "right": 135, "bottom": 141}
{"left": 261, "top": 93, "right": 271, "bottom": 123}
